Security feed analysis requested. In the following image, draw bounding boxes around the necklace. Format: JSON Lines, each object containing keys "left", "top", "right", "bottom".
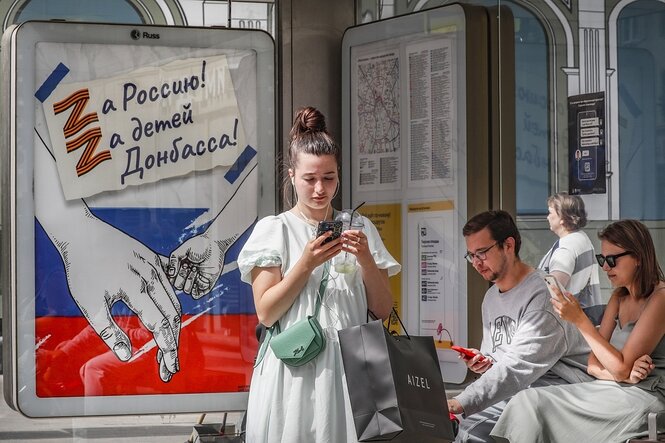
{"left": 296, "top": 203, "right": 330, "bottom": 226}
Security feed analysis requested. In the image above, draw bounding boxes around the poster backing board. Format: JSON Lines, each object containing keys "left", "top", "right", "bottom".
{"left": 1, "top": 21, "right": 275, "bottom": 417}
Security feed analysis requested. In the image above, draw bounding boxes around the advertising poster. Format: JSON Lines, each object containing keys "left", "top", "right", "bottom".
{"left": 3, "top": 22, "right": 274, "bottom": 416}
{"left": 568, "top": 92, "right": 606, "bottom": 195}
{"left": 34, "top": 45, "right": 258, "bottom": 398}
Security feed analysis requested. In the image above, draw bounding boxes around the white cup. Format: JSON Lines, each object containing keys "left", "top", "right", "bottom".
{"left": 333, "top": 210, "right": 364, "bottom": 274}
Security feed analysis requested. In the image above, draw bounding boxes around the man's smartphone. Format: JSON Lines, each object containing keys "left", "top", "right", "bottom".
{"left": 544, "top": 274, "right": 565, "bottom": 299}
{"left": 316, "top": 220, "right": 343, "bottom": 244}
{"left": 451, "top": 345, "right": 485, "bottom": 361}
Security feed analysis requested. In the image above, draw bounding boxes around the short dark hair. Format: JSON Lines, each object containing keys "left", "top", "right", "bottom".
{"left": 463, "top": 210, "right": 521, "bottom": 258}
{"left": 598, "top": 219, "right": 664, "bottom": 300}
{"left": 547, "top": 192, "right": 587, "bottom": 231}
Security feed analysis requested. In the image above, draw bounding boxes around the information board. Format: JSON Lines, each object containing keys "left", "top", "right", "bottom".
{"left": 568, "top": 92, "right": 607, "bottom": 195}
{"left": 342, "top": 4, "right": 490, "bottom": 384}
{"left": 1, "top": 21, "right": 275, "bottom": 417}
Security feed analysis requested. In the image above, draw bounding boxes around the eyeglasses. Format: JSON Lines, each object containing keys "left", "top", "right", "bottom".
{"left": 464, "top": 242, "right": 498, "bottom": 263}
{"left": 596, "top": 251, "right": 632, "bottom": 268}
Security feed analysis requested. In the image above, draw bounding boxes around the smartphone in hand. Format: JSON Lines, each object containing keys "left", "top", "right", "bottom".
{"left": 316, "top": 220, "right": 343, "bottom": 244}
{"left": 451, "top": 345, "right": 485, "bottom": 361}
{"left": 543, "top": 274, "right": 565, "bottom": 299}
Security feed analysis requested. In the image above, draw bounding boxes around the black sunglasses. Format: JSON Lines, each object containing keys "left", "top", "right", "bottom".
{"left": 596, "top": 251, "right": 632, "bottom": 268}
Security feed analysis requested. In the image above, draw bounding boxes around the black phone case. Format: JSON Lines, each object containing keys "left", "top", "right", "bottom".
{"left": 317, "top": 221, "right": 342, "bottom": 243}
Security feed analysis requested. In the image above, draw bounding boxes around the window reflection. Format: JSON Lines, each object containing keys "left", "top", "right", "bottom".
{"left": 617, "top": 0, "right": 665, "bottom": 219}
{"left": 15, "top": 0, "right": 143, "bottom": 24}
{"left": 511, "top": 5, "right": 549, "bottom": 215}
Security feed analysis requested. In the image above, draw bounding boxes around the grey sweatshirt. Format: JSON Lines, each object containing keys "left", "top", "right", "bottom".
{"left": 455, "top": 269, "right": 592, "bottom": 416}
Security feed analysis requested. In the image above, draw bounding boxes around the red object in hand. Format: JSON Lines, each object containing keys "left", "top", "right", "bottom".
{"left": 451, "top": 345, "right": 485, "bottom": 361}
{"left": 449, "top": 411, "right": 460, "bottom": 437}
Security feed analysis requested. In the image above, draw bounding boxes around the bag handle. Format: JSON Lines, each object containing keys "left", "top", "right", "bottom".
{"left": 389, "top": 308, "right": 410, "bottom": 339}
{"left": 367, "top": 307, "right": 411, "bottom": 339}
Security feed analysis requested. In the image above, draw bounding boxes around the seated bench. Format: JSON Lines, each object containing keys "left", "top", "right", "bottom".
{"left": 628, "top": 411, "right": 665, "bottom": 442}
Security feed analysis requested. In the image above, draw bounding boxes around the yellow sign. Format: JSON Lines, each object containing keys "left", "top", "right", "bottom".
{"left": 407, "top": 200, "right": 455, "bottom": 213}
{"left": 362, "top": 203, "right": 402, "bottom": 321}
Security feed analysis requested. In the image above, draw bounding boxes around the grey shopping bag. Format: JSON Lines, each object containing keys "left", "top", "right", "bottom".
{"left": 338, "top": 315, "right": 455, "bottom": 442}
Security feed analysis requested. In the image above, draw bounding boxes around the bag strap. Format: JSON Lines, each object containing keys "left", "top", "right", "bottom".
{"left": 388, "top": 308, "right": 410, "bottom": 338}
{"left": 542, "top": 239, "right": 560, "bottom": 273}
{"left": 254, "top": 261, "right": 330, "bottom": 367}
{"left": 313, "top": 261, "right": 330, "bottom": 319}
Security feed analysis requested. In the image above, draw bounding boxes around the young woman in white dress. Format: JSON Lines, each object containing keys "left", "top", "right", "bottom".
{"left": 238, "top": 106, "right": 400, "bottom": 443}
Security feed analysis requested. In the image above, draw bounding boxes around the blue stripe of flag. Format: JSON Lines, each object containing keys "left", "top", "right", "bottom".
{"left": 224, "top": 145, "right": 257, "bottom": 184}
{"left": 35, "top": 63, "right": 70, "bottom": 103}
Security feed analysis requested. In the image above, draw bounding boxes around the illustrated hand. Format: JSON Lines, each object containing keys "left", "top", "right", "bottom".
{"left": 168, "top": 230, "right": 233, "bottom": 299}
{"left": 628, "top": 354, "right": 654, "bottom": 384}
{"left": 35, "top": 135, "right": 182, "bottom": 383}
{"left": 550, "top": 284, "right": 586, "bottom": 326}
{"left": 60, "top": 216, "right": 181, "bottom": 382}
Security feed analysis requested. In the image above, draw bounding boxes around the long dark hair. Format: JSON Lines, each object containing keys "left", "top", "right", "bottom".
{"left": 283, "top": 107, "right": 340, "bottom": 207}
{"left": 598, "top": 219, "right": 664, "bottom": 299}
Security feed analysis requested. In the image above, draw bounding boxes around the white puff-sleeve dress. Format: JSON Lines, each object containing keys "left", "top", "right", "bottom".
{"left": 237, "top": 211, "right": 401, "bottom": 443}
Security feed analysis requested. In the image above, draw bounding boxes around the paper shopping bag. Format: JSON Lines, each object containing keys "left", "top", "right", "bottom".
{"left": 338, "top": 318, "right": 455, "bottom": 442}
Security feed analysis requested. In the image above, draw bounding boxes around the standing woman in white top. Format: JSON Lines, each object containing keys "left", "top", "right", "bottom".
{"left": 238, "top": 106, "right": 400, "bottom": 443}
{"left": 539, "top": 192, "right": 604, "bottom": 323}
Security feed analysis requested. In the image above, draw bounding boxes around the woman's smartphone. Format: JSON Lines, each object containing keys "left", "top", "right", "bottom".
{"left": 451, "top": 345, "right": 485, "bottom": 361}
{"left": 543, "top": 274, "right": 565, "bottom": 299}
{"left": 316, "top": 220, "right": 343, "bottom": 244}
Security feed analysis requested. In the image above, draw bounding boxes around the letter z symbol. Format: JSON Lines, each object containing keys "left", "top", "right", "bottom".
{"left": 53, "top": 88, "right": 112, "bottom": 176}
{"left": 293, "top": 346, "right": 305, "bottom": 356}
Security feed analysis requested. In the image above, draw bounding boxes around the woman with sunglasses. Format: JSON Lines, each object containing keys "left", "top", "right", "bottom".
{"left": 491, "top": 219, "right": 665, "bottom": 442}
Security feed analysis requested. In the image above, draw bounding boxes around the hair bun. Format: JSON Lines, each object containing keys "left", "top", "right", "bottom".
{"left": 291, "top": 106, "right": 327, "bottom": 140}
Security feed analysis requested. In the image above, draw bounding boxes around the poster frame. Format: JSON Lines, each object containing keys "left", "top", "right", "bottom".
{"left": 1, "top": 20, "right": 276, "bottom": 417}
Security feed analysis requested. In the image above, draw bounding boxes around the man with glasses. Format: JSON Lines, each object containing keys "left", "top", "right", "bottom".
{"left": 447, "top": 210, "right": 592, "bottom": 443}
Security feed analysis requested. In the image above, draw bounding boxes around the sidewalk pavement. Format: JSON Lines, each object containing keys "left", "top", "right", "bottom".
{"left": 0, "top": 372, "right": 465, "bottom": 442}
{"left": 0, "top": 375, "right": 240, "bottom": 443}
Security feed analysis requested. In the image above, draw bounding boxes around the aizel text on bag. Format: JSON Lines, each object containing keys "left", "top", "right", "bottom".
{"left": 407, "top": 374, "right": 431, "bottom": 389}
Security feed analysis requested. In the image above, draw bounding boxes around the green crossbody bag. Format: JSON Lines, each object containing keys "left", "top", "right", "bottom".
{"left": 254, "top": 262, "right": 330, "bottom": 368}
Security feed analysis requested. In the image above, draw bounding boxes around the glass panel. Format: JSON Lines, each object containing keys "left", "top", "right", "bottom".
{"left": 617, "top": 0, "right": 665, "bottom": 219}
{"left": 465, "top": 0, "right": 550, "bottom": 215}
{"left": 203, "top": 0, "right": 229, "bottom": 27}
{"left": 511, "top": 4, "right": 549, "bottom": 215}
{"left": 16, "top": 0, "right": 143, "bottom": 23}
{"left": 231, "top": 2, "right": 274, "bottom": 35}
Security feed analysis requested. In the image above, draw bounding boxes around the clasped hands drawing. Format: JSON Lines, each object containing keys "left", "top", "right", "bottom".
{"left": 47, "top": 203, "right": 246, "bottom": 383}
{"left": 36, "top": 135, "right": 255, "bottom": 383}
